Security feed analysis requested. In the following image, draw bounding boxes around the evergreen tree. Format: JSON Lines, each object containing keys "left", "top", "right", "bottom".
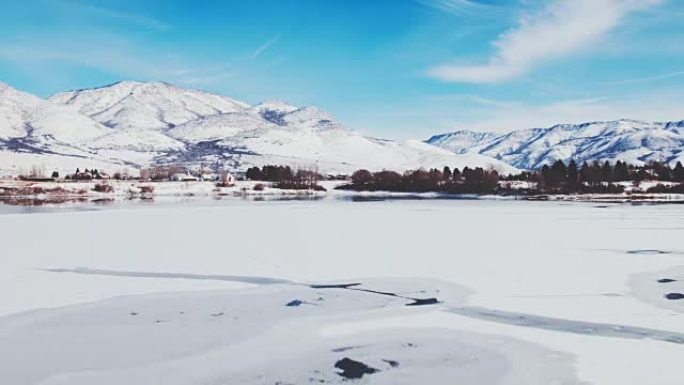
{"left": 245, "top": 167, "right": 262, "bottom": 180}
{"left": 567, "top": 159, "right": 579, "bottom": 186}
{"left": 443, "top": 166, "right": 452, "bottom": 180}
{"left": 579, "top": 162, "right": 591, "bottom": 183}
{"left": 546, "top": 160, "right": 567, "bottom": 187}
{"left": 653, "top": 162, "right": 672, "bottom": 181}
{"left": 539, "top": 165, "right": 551, "bottom": 189}
{"left": 673, "top": 161, "right": 684, "bottom": 182}
{"left": 462, "top": 167, "right": 471, "bottom": 181}
{"left": 452, "top": 168, "right": 461, "bottom": 180}
{"left": 613, "top": 161, "right": 630, "bottom": 181}
{"left": 601, "top": 161, "right": 613, "bottom": 182}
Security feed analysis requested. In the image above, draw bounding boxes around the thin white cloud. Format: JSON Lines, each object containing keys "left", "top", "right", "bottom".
{"left": 351, "top": 90, "right": 684, "bottom": 139}
{"left": 0, "top": 37, "right": 233, "bottom": 89}
{"left": 251, "top": 34, "right": 282, "bottom": 60}
{"left": 428, "top": 0, "right": 664, "bottom": 84}
{"left": 52, "top": 0, "right": 171, "bottom": 31}
{"left": 418, "top": 0, "right": 494, "bottom": 16}
{"left": 602, "top": 70, "right": 684, "bottom": 85}
{"left": 441, "top": 93, "right": 683, "bottom": 134}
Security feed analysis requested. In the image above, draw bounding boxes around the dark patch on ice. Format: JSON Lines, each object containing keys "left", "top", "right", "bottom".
{"left": 349, "top": 287, "right": 401, "bottom": 297}
{"left": 42, "top": 267, "right": 291, "bottom": 285}
{"left": 309, "top": 283, "right": 361, "bottom": 289}
{"left": 130, "top": 312, "right": 138, "bottom": 316}
{"left": 334, "top": 358, "right": 379, "bottom": 379}
{"left": 449, "top": 306, "right": 684, "bottom": 344}
{"left": 665, "top": 293, "right": 684, "bottom": 300}
{"left": 658, "top": 278, "right": 677, "bottom": 283}
{"left": 382, "top": 359, "right": 400, "bottom": 368}
{"left": 626, "top": 249, "right": 671, "bottom": 255}
{"left": 285, "top": 300, "right": 304, "bottom": 307}
{"left": 311, "top": 282, "right": 440, "bottom": 307}
{"left": 406, "top": 297, "right": 440, "bottom": 306}
{"left": 331, "top": 346, "right": 362, "bottom": 353}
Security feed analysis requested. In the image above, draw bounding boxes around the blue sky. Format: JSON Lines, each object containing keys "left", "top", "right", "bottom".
{"left": 1, "top": 0, "right": 683, "bottom": 138}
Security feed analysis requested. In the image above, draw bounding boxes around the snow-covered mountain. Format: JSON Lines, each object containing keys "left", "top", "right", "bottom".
{"left": 0, "top": 81, "right": 517, "bottom": 175}
{"left": 162, "top": 99, "right": 515, "bottom": 174}
{"left": 427, "top": 119, "right": 684, "bottom": 170}
{"left": 425, "top": 131, "right": 499, "bottom": 155}
{"left": 0, "top": 81, "right": 134, "bottom": 173}
{"left": 49, "top": 81, "right": 249, "bottom": 130}
{"left": 0, "top": 82, "right": 109, "bottom": 143}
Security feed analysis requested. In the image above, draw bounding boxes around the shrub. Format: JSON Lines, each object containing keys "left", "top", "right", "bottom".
{"left": 139, "top": 185, "right": 155, "bottom": 194}
{"left": 646, "top": 183, "right": 684, "bottom": 194}
{"left": 351, "top": 169, "right": 373, "bottom": 185}
{"left": 93, "top": 183, "right": 114, "bottom": 193}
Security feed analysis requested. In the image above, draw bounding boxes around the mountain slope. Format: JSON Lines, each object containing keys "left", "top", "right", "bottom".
{"left": 1, "top": 80, "right": 518, "bottom": 175}
{"left": 0, "top": 82, "right": 109, "bottom": 143}
{"left": 428, "top": 119, "right": 684, "bottom": 170}
{"left": 165, "top": 101, "right": 517, "bottom": 174}
{"left": 0, "top": 83, "right": 141, "bottom": 173}
{"left": 49, "top": 81, "right": 250, "bottom": 130}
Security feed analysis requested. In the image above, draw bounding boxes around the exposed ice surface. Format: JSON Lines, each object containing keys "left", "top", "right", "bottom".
{"left": 0, "top": 199, "right": 683, "bottom": 384}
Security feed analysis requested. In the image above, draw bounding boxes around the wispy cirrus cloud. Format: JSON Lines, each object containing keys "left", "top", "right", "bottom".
{"left": 417, "top": 0, "right": 496, "bottom": 16}
{"left": 251, "top": 34, "right": 282, "bottom": 60}
{"left": 51, "top": 0, "right": 171, "bottom": 31}
{"left": 442, "top": 93, "right": 684, "bottom": 134}
{"left": 0, "top": 36, "right": 236, "bottom": 91}
{"left": 602, "top": 70, "right": 684, "bottom": 85}
{"left": 428, "top": 0, "right": 665, "bottom": 84}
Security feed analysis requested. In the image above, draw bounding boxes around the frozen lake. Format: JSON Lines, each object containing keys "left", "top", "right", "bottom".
{"left": 0, "top": 199, "right": 683, "bottom": 384}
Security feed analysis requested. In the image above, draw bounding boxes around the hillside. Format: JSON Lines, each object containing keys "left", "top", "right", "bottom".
{"left": 0, "top": 81, "right": 517, "bottom": 175}
{"left": 427, "top": 119, "right": 684, "bottom": 170}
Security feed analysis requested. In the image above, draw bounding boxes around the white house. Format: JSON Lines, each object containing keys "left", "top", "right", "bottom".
{"left": 170, "top": 172, "right": 198, "bottom": 182}
{"left": 219, "top": 172, "right": 236, "bottom": 185}
{"left": 200, "top": 172, "right": 218, "bottom": 181}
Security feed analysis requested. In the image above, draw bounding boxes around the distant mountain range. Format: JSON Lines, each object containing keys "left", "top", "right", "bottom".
{"left": 1, "top": 80, "right": 682, "bottom": 176}
{"left": 0, "top": 81, "right": 514, "bottom": 175}
{"left": 427, "top": 119, "right": 684, "bottom": 170}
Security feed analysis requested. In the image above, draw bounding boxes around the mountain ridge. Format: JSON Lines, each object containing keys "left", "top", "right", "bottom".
{"left": 0, "top": 81, "right": 517, "bottom": 175}
{"left": 427, "top": 119, "right": 684, "bottom": 170}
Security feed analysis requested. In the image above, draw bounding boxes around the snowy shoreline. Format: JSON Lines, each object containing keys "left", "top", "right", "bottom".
{"left": 2, "top": 179, "right": 684, "bottom": 206}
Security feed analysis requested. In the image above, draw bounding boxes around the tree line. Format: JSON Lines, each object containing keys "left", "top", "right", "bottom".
{"left": 342, "top": 166, "right": 500, "bottom": 194}
{"left": 339, "top": 160, "right": 684, "bottom": 195}
{"left": 245, "top": 165, "right": 325, "bottom": 190}
{"left": 503, "top": 160, "right": 684, "bottom": 194}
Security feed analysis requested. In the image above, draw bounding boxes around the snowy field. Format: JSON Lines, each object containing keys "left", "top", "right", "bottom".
{"left": 0, "top": 199, "right": 683, "bottom": 384}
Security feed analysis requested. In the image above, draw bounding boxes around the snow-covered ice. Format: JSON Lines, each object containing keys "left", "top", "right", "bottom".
{"left": 0, "top": 199, "right": 683, "bottom": 384}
